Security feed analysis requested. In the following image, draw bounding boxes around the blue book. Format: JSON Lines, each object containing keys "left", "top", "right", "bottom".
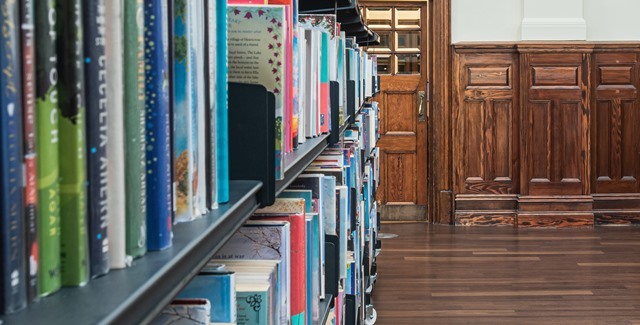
{"left": 336, "top": 186, "right": 348, "bottom": 280}
{"left": 236, "top": 282, "right": 270, "bottom": 325}
{"left": 216, "top": 0, "right": 229, "bottom": 203}
{"left": 144, "top": 0, "right": 172, "bottom": 250}
{"left": 305, "top": 216, "right": 313, "bottom": 325}
{"left": 177, "top": 269, "right": 236, "bottom": 324}
{"left": 0, "top": 0, "right": 26, "bottom": 312}
{"left": 307, "top": 213, "right": 321, "bottom": 324}
{"left": 83, "top": 0, "right": 110, "bottom": 278}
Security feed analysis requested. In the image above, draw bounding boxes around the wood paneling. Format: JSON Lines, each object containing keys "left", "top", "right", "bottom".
{"left": 385, "top": 91, "right": 416, "bottom": 133}
{"left": 385, "top": 152, "right": 416, "bottom": 203}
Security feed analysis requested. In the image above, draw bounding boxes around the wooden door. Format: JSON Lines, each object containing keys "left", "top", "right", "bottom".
{"left": 362, "top": 2, "right": 428, "bottom": 221}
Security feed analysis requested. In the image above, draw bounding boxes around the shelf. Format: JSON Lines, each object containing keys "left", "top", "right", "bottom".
{"left": 319, "top": 294, "right": 334, "bottom": 325}
{"left": 276, "top": 134, "right": 331, "bottom": 195}
{"left": 340, "top": 116, "right": 351, "bottom": 135}
{"left": 1, "top": 180, "right": 262, "bottom": 325}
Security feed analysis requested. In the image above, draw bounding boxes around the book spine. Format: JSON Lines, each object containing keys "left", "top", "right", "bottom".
{"left": 20, "top": 0, "right": 39, "bottom": 302}
{"left": 0, "top": 0, "right": 27, "bottom": 313}
{"left": 320, "top": 33, "right": 329, "bottom": 133}
{"left": 57, "top": 0, "right": 89, "bottom": 287}
{"left": 216, "top": 0, "right": 229, "bottom": 203}
{"left": 34, "top": 0, "right": 61, "bottom": 297}
{"left": 192, "top": 0, "right": 207, "bottom": 217}
{"left": 123, "top": 0, "right": 146, "bottom": 258}
{"left": 205, "top": 0, "right": 217, "bottom": 210}
{"left": 144, "top": 0, "right": 172, "bottom": 251}
{"left": 291, "top": 0, "right": 299, "bottom": 149}
{"left": 106, "top": 0, "right": 128, "bottom": 269}
{"left": 172, "top": 0, "right": 194, "bottom": 223}
{"left": 83, "top": 0, "right": 109, "bottom": 278}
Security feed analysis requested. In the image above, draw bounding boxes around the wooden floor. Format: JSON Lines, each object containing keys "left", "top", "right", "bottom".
{"left": 372, "top": 223, "right": 640, "bottom": 324}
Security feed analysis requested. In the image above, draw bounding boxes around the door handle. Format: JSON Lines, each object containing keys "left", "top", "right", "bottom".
{"left": 418, "top": 90, "right": 425, "bottom": 122}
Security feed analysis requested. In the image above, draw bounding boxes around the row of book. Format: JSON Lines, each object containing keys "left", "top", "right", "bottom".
{"left": 152, "top": 101, "right": 381, "bottom": 325}
{"left": 0, "top": 0, "right": 380, "bottom": 317}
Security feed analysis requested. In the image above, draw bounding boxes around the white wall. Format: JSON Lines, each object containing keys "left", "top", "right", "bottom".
{"left": 452, "top": 0, "right": 640, "bottom": 43}
{"left": 451, "top": 0, "right": 522, "bottom": 43}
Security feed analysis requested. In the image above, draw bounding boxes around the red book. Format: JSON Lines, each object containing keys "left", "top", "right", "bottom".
{"left": 252, "top": 198, "right": 307, "bottom": 325}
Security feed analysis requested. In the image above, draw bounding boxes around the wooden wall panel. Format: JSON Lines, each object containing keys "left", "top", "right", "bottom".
{"left": 453, "top": 52, "right": 518, "bottom": 196}
{"left": 591, "top": 52, "right": 640, "bottom": 194}
{"left": 521, "top": 52, "right": 590, "bottom": 196}
{"left": 385, "top": 152, "right": 416, "bottom": 204}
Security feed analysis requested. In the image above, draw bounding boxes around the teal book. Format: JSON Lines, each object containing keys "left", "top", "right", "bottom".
{"left": 236, "top": 282, "right": 270, "bottom": 325}
{"left": 177, "top": 269, "right": 236, "bottom": 324}
{"left": 152, "top": 299, "right": 212, "bottom": 325}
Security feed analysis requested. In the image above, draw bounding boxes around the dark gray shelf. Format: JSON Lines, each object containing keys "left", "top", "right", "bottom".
{"left": 276, "top": 134, "right": 331, "bottom": 195}
{"left": 319, "top": 294, "right": 334, "bottom": 325}
{"left": 1, "top": 180, "right": 262, "bottom": 325}
{"left": 340, "top": 116, "right": 351, "bottom": 135}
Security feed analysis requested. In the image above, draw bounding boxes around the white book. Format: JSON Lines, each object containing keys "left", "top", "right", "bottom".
{"left": 207, "top": 0, "right": 218, "bottom": 209}
{"left": 193, "top": 0, "right": 208, "bottom": 216}
{"left": 105, "top": 0, "right": 130, "bottom": 269}
{"left": 304, "top": 29, "right": 316, "bottom": 138}
{"left": 297, "top": 27, "right": 307, "bottom": 144}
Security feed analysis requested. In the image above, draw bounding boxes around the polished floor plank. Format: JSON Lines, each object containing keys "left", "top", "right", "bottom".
{"left": 372, "top": 223, "right": 640, "bottom": 324}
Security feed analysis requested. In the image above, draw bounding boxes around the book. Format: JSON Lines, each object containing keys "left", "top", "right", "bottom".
{"left": 336, "top": 185, "right": 348, "bottom": 280}
{"left": 34, "top": 0, "right": 61, "bottom": 296}
{"left": 106, "top": 0, "right": 130, "bottom": 269}
{"left": 19, "top": 0, "right": 39, "bottom": 301}
{"left": 252, "top": 198, "right": 306, "bottom": 325}
{"left": 152, "top": 299, "right": 212, "bottom": 325}
{"left": 227, "top": 4, "right": 286, "bottom": 180}
{"left": 205, "top": 0, "right": 218, "bottom": 210}
{"left": 57, "top": 0, "right": 90, "bottom": 287}
{"left": 214, "top": 221, "right": 291, "bottom": 324}
{"left": 278, "top": 189, "right": 313, "bottom": 214}
{"left": 306, "top": 213, "right": 321, "bottom": 325}
{"left": 216, "top": 0, "right": 229, "bottom": 204}
{"left": 83, "top": 0, "right": 110, "bottom": 279}
{"left": 236, "top": 280, "right": 271, "bottom": 325}
{"left": 0, "top": 0, "right": 27, "bottom": 312}
{"left": 144, "top": 0, "right": 173, "bottom": 251}
{"left": 123, "top": 0, "right": 147, "bottom": 259}
{"left": 177, "top": 268, "right": 236, "bottom": 324}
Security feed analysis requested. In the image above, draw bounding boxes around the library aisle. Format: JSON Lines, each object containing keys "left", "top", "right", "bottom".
{"left": 372, "top": 223, "right": 640, "bottom": 324}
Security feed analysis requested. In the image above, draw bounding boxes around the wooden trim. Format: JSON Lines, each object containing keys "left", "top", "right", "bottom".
{"left": 429, "top": 0, "right": 453, "bottom": 224}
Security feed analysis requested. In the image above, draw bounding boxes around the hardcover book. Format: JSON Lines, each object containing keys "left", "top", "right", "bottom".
{"left": 205, "top": 0, "right": 218, "bottom": 210}
{"left": 0, "top": 0, "right": 27, "bottom": 312}
{"left": 144, "top": 0, "right": 173, "bottom": 250}
{"left": 178, "top": 269, "right": 236, "bottom": 324}
{"left": 227, "top": 4, "right": 286, "bottom": 180}
{"left": 106, "top": 0, "right": 130, "bottom": 269}
{"left": 57, "top": 0, "right": 90, "bottom": 287}
{"left": 34, "top": 0, "right": 62, "bottom": 296}
{"left": 20, "top": 0, "right": 39, "bottom": 301}
{"left": 216, "top": 0, "right": 229, "bottom": 203}
{"left": 124, "top": 0, "right": 147, "bottom": 259}
{"left": 83, "top": 0, "right": 110, "bottom": 278}
{"left": 152, "top": 299, "right": 212, "bottom": 325}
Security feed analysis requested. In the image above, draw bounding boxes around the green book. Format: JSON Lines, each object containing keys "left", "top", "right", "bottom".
{"left": 57, "top": 0, "right": 89, "bottom": 286}
{"left": 35, "top": 0, "right": 61, "bottom": 296}
{"left": 124, "top": 0, "right": 147, "bottom": 258}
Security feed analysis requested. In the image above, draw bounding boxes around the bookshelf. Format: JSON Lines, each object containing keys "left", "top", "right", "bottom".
{"left": 0, "top": 181, "right": 262, "bottom": 325}
{"left": 320, "top": 294, "right": 335, "bottom": 325}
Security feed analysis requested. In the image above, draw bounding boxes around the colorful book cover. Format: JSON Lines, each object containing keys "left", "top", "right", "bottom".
{"left": 0, "top": 0, "right": 27, "bottom": 312}
{"left": 216, "top": 0, "right": 229, "bottom": 203}
{"left": 177, "top": 269, "right": 236, "bottom": 324}
{"left": 20, "top": 0, "right": 39, "bottom": 301}
{"left": 144, "top": 0, "right": 173, "bottom": 250}
{"left": 236, "top": 282, "right": 271, "bottom": 325}
{"left": 214, "top": 221, "right": 291, "bottom": 324}
{"left": 152, "top": 299, "right": 212, "bottom": 325}
{"left": 252, "top": 198, "right": 306, "bottom": 325}
{"left": 298, "top": 15, "right": 335, "bottom": 134}
{"left": 34, "top": 0, "right": 61, "bottom": 296}
{"left": 124, "top": 0, "right": 147, "bottom": 259}
{"left": 57, "top": 0, "right": 90, "bottom": 287}
{"left": 297, "top": 26, "right": 306, "bottom": 144}
{"left": 205, "top": 0, "right": 218, "bottom": 210}
{"left": 106, "top": 0, "right": 130, "bottom": 269}
{"left": 83, "top": 0, "right": 110, "bottom": 278}
{"left": 172, "top": 0, "right": 195, "bottom": 222}
{"left": 227, "top": 5, "right": 286, "bottom": 180}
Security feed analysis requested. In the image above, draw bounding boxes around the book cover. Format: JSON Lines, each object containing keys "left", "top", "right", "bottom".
{"left": 236, "top": 282, "right": 270, "bottom": 325}
{"left": 227, "top": 5, "right": 286, "bottom": 180}
{"left": 57, "top": 0, "right": 90, "bottom": 287}
{"left": 336, "top": 185, "right": 348, "bottom": 280}
{"left": 34, "top": 0, "right": 61, "bottom": 296}
{"left": 252, "top": 198, "right": 306, "bottom": 325}
{"left": 216, "top": 0, "right": 229, "bottom": 203}
{"left": 152, "top": 299, "right": 212, "bottom": 325}
{"left": 191, "top": 0, "right": 208, "bottom": 218}
{"left": 106, "top": 0, "right": 130, "bottom": 269}
{"left": 278, "top": 189, "right": 312, "bottom": 214}
{"left": 322, "top": 176, "right": 337, "bottom": 237}
{"left": 205, "top": 0, "right": 218, "bottom": 210}
{"left": 172, "top": 0, "right": 195, "bottom": 223}
{"left": 296, "top": 27, "right": 306, "bottom": 144}
{"left": 0, "top": 0, "right": 27, "bottom": 312}
{"left": 307, "top": 213, "right": 321, "bottom": 325}
{"left": 214, "top": 221, "right": 291, "bottom": 325}
{"left": 303, "top": 29, "right": 317, "bottom": 138}
{"left": 177, "top": 269, "right": 236, "bottom": 324}
{"left": 83, "top": 0, "right": 110, "bottom": 278}
{"left": 123, "top": 0, "right": 147, "bottom": 258}
{"left": 19, "top": 0, "right": 39, "bottom": 301}
{"left": 144, "top": 0, "right": 173, "bottom": 250}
